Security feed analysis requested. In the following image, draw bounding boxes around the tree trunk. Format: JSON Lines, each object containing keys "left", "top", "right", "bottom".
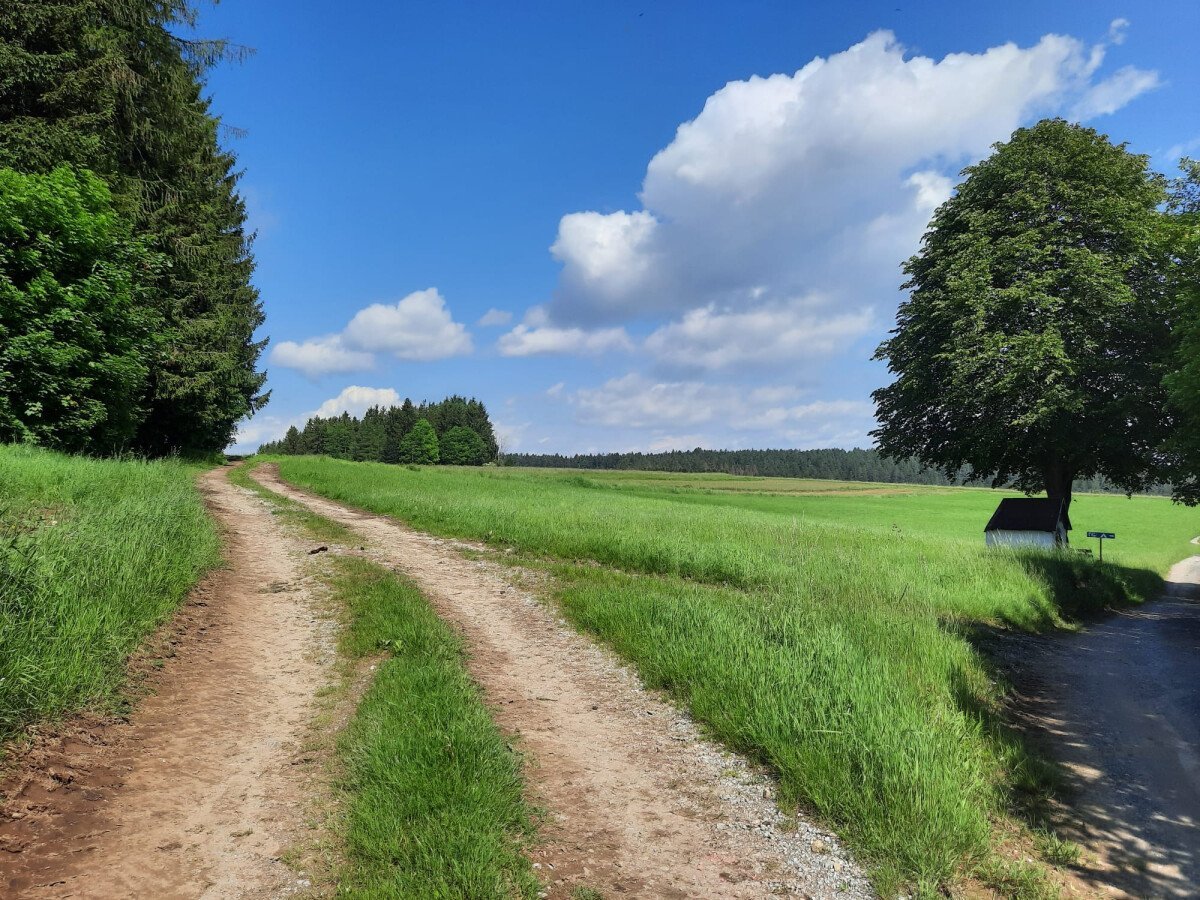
{"left": 1044, "top": 460, "right": 1074, "bottom": 545}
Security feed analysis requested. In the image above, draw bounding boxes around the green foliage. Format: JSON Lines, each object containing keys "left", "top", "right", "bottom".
{"left": 874, "top": 119, "right": 1173, "bottom": 514}
{"left": 398, "top": 418, "right": 440, "bottom": 464}
{"left": 1164, "top": 159, "right": 1200, "bottom": 504}
{"left": 440, "top": 425, "right": 489, "bottom": 466}
{"left": 0, "top": 0, "right": 267, "bottom": 456}
{"left": 274, "top": 458, "right": 1199, "bottom": 892}
{"left": 328, "top": 556, "right": 540, "bottom": 898}
{"left": 0, "top": 166, "right": 156, "bottom": 452}
{"left": 0, "top": 444, "right": 219, "bottom": 744}
{"left": 260, "top": 396, "right": 497, "bottom": 466}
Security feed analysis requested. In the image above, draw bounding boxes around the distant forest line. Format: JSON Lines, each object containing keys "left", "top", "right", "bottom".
{"left": 507, "top": 448, "right": 1174, "bottom": 496}
{"left": 258, "top": 396, "right": 498, "bottom": 466}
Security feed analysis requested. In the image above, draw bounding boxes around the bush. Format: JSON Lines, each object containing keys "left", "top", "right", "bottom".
{"left": 440, "top": 426, "right": 489, "bottom": 465}
{"left": 0, "top": 166, "right": 158, "bottom": 453}
{"left": 397, "top": 418, "right": 439, "bottom": 464}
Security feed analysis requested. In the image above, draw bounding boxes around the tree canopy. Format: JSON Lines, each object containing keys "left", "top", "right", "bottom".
{"left": 398, "top": 419, "right": 440, "bottom": 465}
{"left": 440, "top": 426, "right": 489, "bottom": 466}
{"left": 1161, "top": 159, "right": 1200, "bottom": 503}
{"left": 0, "top": 167, "right": 156, "bottom": 453}
{"left": 0, "top": 0, "right": 266, "bottom": 455}
{"left": 873, "top": 119, "right": 1173, "bottom": 518}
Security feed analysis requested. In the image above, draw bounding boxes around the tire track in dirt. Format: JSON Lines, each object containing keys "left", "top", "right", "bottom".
{"left": 254, "top": 465, "right": 873, "bottom": 900}
{"left": 0, "top": 467, "right": 334, "bottom": 899}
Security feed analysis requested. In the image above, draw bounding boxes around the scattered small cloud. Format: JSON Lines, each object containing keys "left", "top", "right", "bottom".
{"left": 313, "top": 385, "right": 402, "bottom": 418}
{"left": 498, "top": 323, "right": 633, "bottom": 357}
{"left": 478, "top": 308, "right": 513, "bottom": 327}
{"left": 271, "top": 288, "right": 473, "bottom": 377}
{"left": 271, "top": 336, "right": 374, "bottom": 379}
{"left": 1107, "top": 18, "right": 1130, "bottom": 45}
{"left": 546, "top": 381, "right": 566, "bottom": 397}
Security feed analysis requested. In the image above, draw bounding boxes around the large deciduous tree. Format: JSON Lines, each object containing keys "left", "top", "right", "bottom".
{"left": 873, "top": 119, "right": 1171, "bottom": 520}
{"left": 1164, "top": 160, "right": 1200, "bottom": 504}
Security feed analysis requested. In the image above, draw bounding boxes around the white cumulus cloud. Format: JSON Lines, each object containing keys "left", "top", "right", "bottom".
{"left": 271, "top": 288, "right": 472, "bottom": 377}
{"left": 229, "top": 385, "right": 404, "bottom": 452}
{"left": 571, "top": 373, "right": 874, "bottom": 438}
{"left": 313, "top": 385, "right": 402, "bottom": 418}
{"left": 271, "top": 336, "right": 374, "bottom": 379}
{"left": 498, "top": 323, "right": 634, "bottom": 357}
{"left": 536, "top": 28, "right": 1157, "bottom": 337}
{"left": 342, "top": 289, "right": 473, "bottom": 360}
{"left": 645, "top": 297, "right": 875, "bottom": 371}
{"left": 477, "top": 308, "right": 513, "bottom": 327}
{"left": 1070, "top": 65, "right": 1162, "bottom": 119}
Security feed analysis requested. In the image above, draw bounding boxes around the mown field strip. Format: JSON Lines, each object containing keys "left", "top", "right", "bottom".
{"left": 252, "top": 464, "right": 874, "bottom": 900}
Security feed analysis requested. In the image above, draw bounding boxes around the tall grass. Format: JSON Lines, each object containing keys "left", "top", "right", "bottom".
{"left": 0, "top": 444, "right": 219, "bottom": 745}
{"left": 272, "top": 457, "right": 1199, "bottom": 893}
{"left": 330, "top": 557, "right": 539, "bottom": 898}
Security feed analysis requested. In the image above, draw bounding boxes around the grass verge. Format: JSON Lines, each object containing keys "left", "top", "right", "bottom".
{"left": 233, "top": 462, "right": 539, "bottom": 898}
{"left": 268, "top": 456, "right": 1200, "bottom": 895}
{"left": 0, "top": 444, "right": 219, "bottom": 747}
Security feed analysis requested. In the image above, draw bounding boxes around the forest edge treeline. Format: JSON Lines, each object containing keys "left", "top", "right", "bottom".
{"left": 507, "top": 447, "right": 1171, "bottom": 495}
{"left": 257, "top": 396, "right": 498, "bottom": 466}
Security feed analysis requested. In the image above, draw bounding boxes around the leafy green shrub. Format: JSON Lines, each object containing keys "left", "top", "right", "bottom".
{"left": 0, "top": 167, "right": 158, "bottom": 453}
{"left": 439, "top": 426, "right": 489, "bottom": 465}
{"left": 398, "top": 418, "right": 439, "bottom": 464}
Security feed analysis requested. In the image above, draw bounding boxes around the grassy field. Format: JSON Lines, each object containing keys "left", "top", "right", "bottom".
{"left": 270, "top": 457, "right": 1200, "bottom": 896}
{"left": 0, "top": 445, "right": 219, "bottom": 747}
{"left": 233, "top": 465, "right": 539, "bottom": 897}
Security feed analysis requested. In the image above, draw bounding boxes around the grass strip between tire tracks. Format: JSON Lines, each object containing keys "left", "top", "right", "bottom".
{"left": 235, "top": 464, "right": 540, "bottom": 899}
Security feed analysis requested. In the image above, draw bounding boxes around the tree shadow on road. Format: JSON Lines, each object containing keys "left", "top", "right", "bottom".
{"left": 969, "top": 558, "right": 1200, "bottom": 898}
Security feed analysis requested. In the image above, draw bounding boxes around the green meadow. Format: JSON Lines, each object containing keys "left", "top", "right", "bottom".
{"left": 271, "top": 456, "right": 1200, "bottom": 895}
{"left": 0, "top": 445, "right": 219, "bottom": 746}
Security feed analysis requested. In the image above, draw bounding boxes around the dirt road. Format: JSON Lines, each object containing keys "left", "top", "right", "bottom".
{"left": 0, "top": 468, "right": 332, "bottom": 899}
{"left": 254, "top": 465, "right": 873, "bottom": 899}
{"left": 1003, "top": 554, "right": 1200, "bottom": 898}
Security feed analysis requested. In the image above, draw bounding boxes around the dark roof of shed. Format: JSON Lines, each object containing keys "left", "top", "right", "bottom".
{"left": 984, "top": 498, "right": 1071, "bottom": 533}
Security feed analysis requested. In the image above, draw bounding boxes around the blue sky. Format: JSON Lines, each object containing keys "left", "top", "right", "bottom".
{"left": 201, "top": 1, "right": 1200, "bottom": 455}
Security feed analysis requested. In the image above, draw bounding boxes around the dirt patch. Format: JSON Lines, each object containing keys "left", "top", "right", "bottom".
{"left": 255, "top": 465, "right": 873, "bottom": 899}
{"left": 991, "top": 553, "right": 1200, "bottom": 898}
{"left": 0, "top": 467, "right": 335, "bottom": 899}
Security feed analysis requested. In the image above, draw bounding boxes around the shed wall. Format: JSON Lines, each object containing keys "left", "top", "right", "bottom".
{"left": 985, "top": 530, "right": 1057, "bottom": 550}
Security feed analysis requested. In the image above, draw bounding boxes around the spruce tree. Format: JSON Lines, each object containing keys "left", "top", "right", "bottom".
{"left": 0, "top": 0, "right": 268, "bottom": 455}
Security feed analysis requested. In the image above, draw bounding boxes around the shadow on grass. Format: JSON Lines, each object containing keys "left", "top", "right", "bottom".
{"left": 1006, "top": 551, "right": 1163, "bottom": 631}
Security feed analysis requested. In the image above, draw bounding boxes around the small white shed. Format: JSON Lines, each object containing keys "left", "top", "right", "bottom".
{"left": 984, "top": 498, "right": 1070, "bottom": 549}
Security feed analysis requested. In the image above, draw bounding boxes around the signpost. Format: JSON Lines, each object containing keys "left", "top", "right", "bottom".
{"left": 1086, "top": 531, "right": 1116, "bottom": 562}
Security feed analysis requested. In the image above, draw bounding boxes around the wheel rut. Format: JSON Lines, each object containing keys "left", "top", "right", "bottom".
{"left": 0, "top": 466, "right": 334, "bottom": 899}
{"left": 254, "top": 465, "right": 872, "bottom": 900}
